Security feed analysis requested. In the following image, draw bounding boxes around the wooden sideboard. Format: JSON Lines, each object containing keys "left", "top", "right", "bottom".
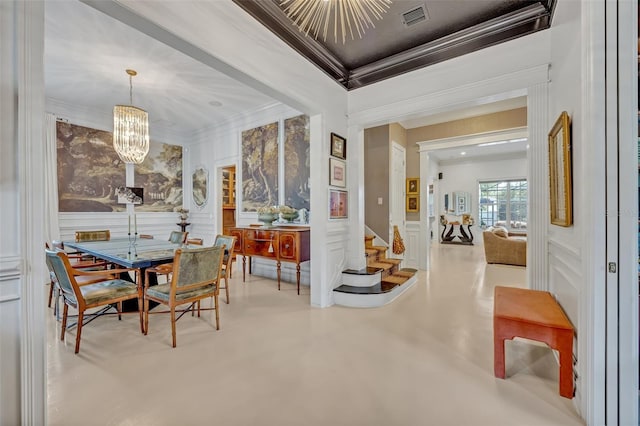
{"left": 229, "top": 226, "right": 310, "bottom": 295}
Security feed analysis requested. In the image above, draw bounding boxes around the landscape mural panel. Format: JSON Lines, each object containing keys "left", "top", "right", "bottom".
{"left": 56, "top": 122, "right": 126, "bottom": 212}
{"left": 241, "top": 122, "right": 279, "bottom": 212}
{"left": 283, "top": 115, "right": 310, "bottom": 210}
{"left": 134, "top": 141, "right": 183, "bottom": 212}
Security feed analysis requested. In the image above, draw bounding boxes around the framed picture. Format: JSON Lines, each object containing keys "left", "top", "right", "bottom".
{"left": 406, "top": 195, "right": 419, "bottom": 212}
{"left": 329, "top": 189, "right": 348, "bottom": 219}
{"left": 548, "top": 111, "right": 573, "bottom": 226}
{"left": 329, "top": 157, "right": 346, "bottom": 187}
{"left": 406, "top": 177, "right": 419, "bottom": 194}
{"left": 330, "top": 132, "right": 346, "bottom": 159}
{"left": 116, "top": 186, "right": 143, "bottom": 205}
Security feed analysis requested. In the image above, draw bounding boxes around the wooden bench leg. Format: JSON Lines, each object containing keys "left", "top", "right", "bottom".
{"left": 493, "top": 318, "right": 507, "bottom": 379}
{"left": 558, "top": 332, "right": 574, "bottom": 398}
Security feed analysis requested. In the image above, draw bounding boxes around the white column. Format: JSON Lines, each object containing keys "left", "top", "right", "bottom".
{"left": 526, "top": 82, "right": 549, "bottom": 291}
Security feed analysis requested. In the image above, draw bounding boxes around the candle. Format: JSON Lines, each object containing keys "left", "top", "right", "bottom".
{"left": 128, "top": 215, "right": 131, "bottom": 234}
{"left": 134, "top": 214, "right": 137, "bottom": 234}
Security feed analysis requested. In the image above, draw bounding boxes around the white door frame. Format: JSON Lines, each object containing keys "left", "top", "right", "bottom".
{"left": 389, "top": 142, "right": 406, "bottom": 257}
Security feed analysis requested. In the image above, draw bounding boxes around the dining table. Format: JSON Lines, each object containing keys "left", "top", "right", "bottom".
{"left": 63, "top": 237, "right": 189, "bottom": 311}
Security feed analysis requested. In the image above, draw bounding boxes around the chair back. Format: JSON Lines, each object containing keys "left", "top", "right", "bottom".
{"left": 214, "top": 235, "right": 236, "bottom": 253}
{"left": 170, "top": 246, "right": 224, "bottom": 297}
{"left": 186, "top": 238, "right": 203, "bottom": 245}
{"left": 169, "top": 231, "right": 188, "bottom": 244}
{"left": 45, "top": 249, "right": 80, "bottom": 305}
{"left": 75, "top": 230, "right": 110, "bottom": 242}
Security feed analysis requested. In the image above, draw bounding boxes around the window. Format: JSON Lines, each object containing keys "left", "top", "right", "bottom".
{"left": 479, "top": 179, "right": 527, "bottom": 232}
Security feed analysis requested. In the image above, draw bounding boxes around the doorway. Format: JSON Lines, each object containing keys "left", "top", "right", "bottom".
{"left": 221, "top": 165, "right": 236, "bottom": 235}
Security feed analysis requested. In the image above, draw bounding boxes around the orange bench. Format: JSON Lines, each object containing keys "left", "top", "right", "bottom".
{"left": 493, "top": 286, "right": 575, "bottom": 398}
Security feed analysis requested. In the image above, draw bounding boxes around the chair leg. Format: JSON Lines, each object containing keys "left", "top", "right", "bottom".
{"left": 214, "top": 295, "right": 220, "bottom": 330}
{"left": 171, "top": 307, "right": 177, "bottom": 348}
{"left": 197, "top": 300, "right": 201, "bottom": 317}
{"left": 47, "top": 281, "right": 54, "bottom": 308}
{"left": 60, "top": 304, "right": 69, "bottom": 341}
{"left": 117, "top": 301, "right": 123, "bottom": 320}
{"left": 144, "top": 297, "right": 150, "bottom": 336}
{"left": 137, "top": 296, "right": 144, "bottom": 334}
{"left": 224, "top": 272, "right": 230, "bottom": 304}
{"left": 74, "top": 311, "right": 84, "bottom": 354}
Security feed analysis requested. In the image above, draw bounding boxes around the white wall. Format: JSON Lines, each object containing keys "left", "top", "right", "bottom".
{"left": 436, "top": 155, "right": 527, "bottom": 244}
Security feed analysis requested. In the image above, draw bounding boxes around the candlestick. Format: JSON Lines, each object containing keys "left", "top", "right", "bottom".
{"left": 128, "top": 215, "right": 131, "bottom": 234}
{"left": 134, "top": 214, "right": 137, "bottom": 234}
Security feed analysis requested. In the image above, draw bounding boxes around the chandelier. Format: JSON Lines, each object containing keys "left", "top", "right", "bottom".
{"left": 280, "top": 0, "right": 392, "bottom": 44}
{"left": 113, "top": 69, "right": 149, "bottom": 164}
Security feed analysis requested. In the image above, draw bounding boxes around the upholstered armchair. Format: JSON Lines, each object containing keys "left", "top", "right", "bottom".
{"left": 45, "top": 249, "right": 143, "bottom": 353}
{"left": 143, "top": 246, "right": 225, "bottom": 348}
{"left": 482, "top": 227, "right": 527, "bottom": 266}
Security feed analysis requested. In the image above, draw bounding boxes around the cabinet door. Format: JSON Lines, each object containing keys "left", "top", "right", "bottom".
{"left": 244, "top": 230, "right": 278, "bottom": 257}
{"left": 279, "top": 232, "right": 297, "bottom": 260}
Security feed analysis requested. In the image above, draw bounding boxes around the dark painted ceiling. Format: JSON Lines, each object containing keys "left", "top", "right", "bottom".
{"left": 233, "top": 0, "right": 556, "bottom": 90}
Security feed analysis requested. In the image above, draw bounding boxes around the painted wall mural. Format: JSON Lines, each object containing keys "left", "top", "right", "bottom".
{"left": 283, "top": 115, "right": 310, "bottom": 210}
{"left": 133, "top": 141, "right": 183, "bottom": 212}
{"left": 241, "top": 121, "right": 279, "bottom": 212}
{"left": 56, "top": 121, "right": 183, "bottom": 213}
{"left": 57, "top": 122, "right": 126, "bottom": 212}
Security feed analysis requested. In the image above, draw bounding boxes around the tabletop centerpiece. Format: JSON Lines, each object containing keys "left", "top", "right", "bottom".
{"left": 279, "top": 205, "right": 299, "bottom": 223}
{"left": 257, "top": 206, "right": 279, "bottom": 227}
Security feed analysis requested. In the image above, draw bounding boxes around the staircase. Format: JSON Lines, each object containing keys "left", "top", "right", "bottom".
{"left": 333, "top": 234, "right": 418, "bottom": 308}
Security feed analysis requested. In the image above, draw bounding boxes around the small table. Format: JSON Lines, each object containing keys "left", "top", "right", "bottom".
{"left": 440, "top": 222, "right": 474, "bottom": 245}
{"left": 493, "top": 286, "right": 575, "bottom": 398}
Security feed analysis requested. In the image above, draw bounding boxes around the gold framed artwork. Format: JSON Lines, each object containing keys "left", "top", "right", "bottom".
{"left": 406, "top": 177, "right": 419, "bottom": 194}
{"left": 548, "top": 111, "right": 573, "bottom": 226}
{"left": 330, "top": 132, "right": 346, "bottom": 159}
{"left": 406, "top": 195, "right": 419, "bottom": 212}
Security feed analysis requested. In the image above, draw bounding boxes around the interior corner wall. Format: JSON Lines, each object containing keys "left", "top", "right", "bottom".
{"left": 365, "top": 125, "right": 390, "bottom": 241}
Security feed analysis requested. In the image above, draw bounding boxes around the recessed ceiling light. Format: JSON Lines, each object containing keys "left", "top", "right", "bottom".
{"left": 460, "top": 151, "right": 466, "bottom": 156}
{"left": 208, "top": 100, "right": 223, "bottom": 107}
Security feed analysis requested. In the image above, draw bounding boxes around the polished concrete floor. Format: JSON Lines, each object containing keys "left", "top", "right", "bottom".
{"left": 47, "top": 244, "right": 584, "bottom": 425}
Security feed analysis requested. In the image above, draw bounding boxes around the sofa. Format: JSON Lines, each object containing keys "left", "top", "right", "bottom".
{"left": 482, "top": 226, "right": 527, "bottom": 266}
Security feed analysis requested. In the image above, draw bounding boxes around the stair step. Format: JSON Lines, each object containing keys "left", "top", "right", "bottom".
{"left": 382, "top": 275, "right": 409, "bottom": 285}
{"left": 334, "top": 282, "right": 399, "bottom": 295}
{"left": 343, "top": 267, "right": 384, "bottom": 275}
{"left": 364, "top": 235, "right": 375, "bottom": 248}
{"left": 393, "top": 270, "right": 415, "bottom": 278}
{"left": 368, "top": 262, "right": 393, "bottom": 271}
{"left": 365, "top": 248, "right": 378, "bottom": 256}
{"left": 378, "top": 258, "right": 401, "bottom": 266}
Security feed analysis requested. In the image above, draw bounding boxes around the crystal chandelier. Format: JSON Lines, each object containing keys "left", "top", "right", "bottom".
{"left": 113, "top": 69, "right": 149, "bottom": 164}
{"left": 280, "top": 0, "right": 392, "bottom": 44}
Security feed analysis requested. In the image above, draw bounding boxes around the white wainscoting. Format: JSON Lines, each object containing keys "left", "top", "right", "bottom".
{"left": 58, "top": 212, "right": 181, "bottom": 242}
{"left": 404, "top": 222, "right": 421, "bottom": 269}
{"left": 0, "top": 255, "right": 22, "bottom": 423}
{"left": 548, "top": 237, "right": 581, "bottom": 404}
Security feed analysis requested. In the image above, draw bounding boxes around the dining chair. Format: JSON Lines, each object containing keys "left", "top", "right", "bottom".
{"left": 45, "top": 249, "right": 143, "bottom": 354}
{"left": 45, "top": 242, "right": 108, "bottom": 309}
{"left": 213, "top": 234, "right": 237, "bottom": 304}
{"left": 148, "top": 231, "right": 190, "bottom": 283}
{"left": 75, "top": 230, "right": 111, "bottom": 242}
{"left": 186, "top": 237, "right": 203, "bottom": 245}
{"left": 143, "top": 246, "right": 225, "bottom": 348}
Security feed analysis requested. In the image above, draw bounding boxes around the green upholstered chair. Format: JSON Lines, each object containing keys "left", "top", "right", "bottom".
{"left": 147, "top": 231, "right": 190, "bottom": 282}
{"left": 169, "top": 231, "right": 188, "bottom": 244}
{"left": 213, "top": 234, "right": 237, "bottom": 304}
{"left": 143, "top": 246, "right": 225, "bottom": 348}
{"left": 45, "top": 249, "right": 143, "bottom": 354}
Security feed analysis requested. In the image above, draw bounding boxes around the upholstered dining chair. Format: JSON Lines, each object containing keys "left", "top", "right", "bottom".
{"left": 45, "top": 249, "right": 143, "bottom": 354}
{"left": 213, "top": 234, "right": 237, "bottom": 304}
{"left": 148, "top": 231, "right": 190, "bottom": 283}
{"left": 75, "top": 230, "right": 111, "bottom": 242}
{"left": 45, "top": 241, "right": 108, "bottom": 309}
{"left": 143, "top": 246, "right": 225, "bottom": 348}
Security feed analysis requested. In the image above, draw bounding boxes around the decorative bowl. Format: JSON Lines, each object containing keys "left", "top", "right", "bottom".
{"left": 257, "top": 213, "right": 278, "bottom": 227}
{"left": 280, "top": 211, "right": 299, "bottom": 223}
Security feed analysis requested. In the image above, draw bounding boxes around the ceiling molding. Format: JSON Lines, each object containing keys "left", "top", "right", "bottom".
{"left": 233, "top": 0, "right": 556, "bottom": 90}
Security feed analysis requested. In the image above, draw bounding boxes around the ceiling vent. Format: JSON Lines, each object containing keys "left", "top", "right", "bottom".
{"left": 401, "top": 4, "right": 429, "bottom": 27}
